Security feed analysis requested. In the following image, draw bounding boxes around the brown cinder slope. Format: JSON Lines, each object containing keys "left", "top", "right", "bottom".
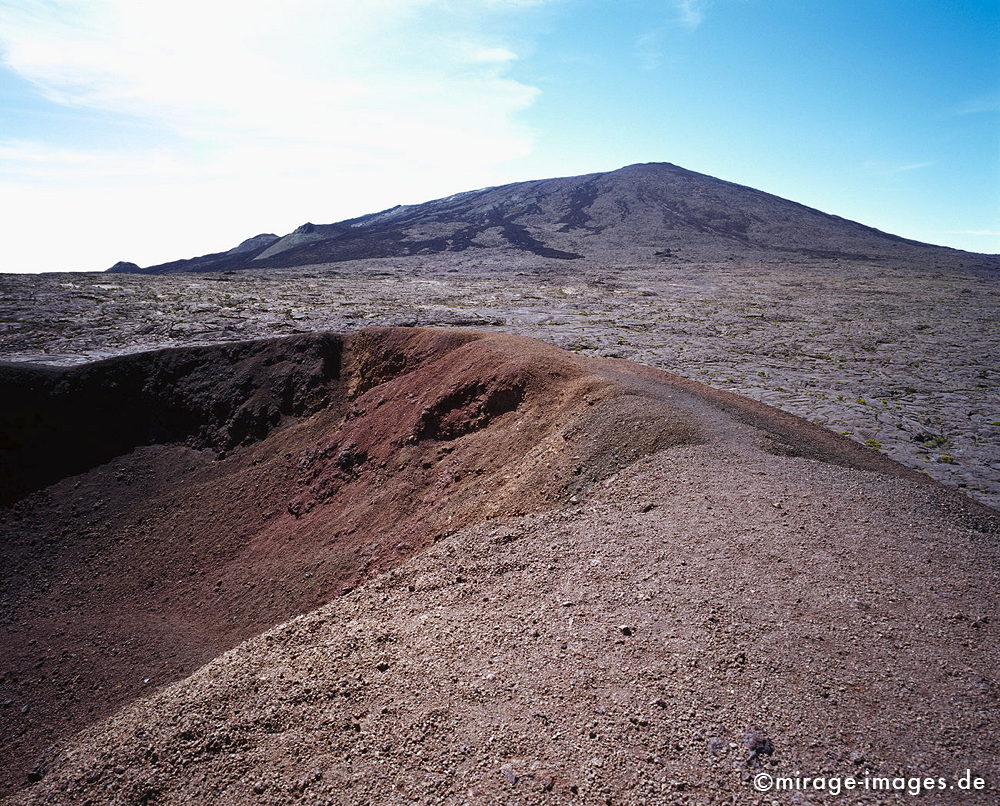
{"left": 0, "top": 328, "right": 700, "bottom": 796}
{"left": 2, "top": 329, "right": 998, "bottom": 805}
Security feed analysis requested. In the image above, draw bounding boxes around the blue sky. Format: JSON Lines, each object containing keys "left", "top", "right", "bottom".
{"left": 0, "top": 0, "right": 997, "bottom": 272}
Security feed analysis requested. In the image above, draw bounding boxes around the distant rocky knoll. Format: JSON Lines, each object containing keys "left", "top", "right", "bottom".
{"left": 108, "top": 163, "right": 997, "bottom": 274}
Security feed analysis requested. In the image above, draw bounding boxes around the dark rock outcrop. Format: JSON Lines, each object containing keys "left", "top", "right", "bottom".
{"left": 106, "top": 261, "right": 140, "bottom": 273}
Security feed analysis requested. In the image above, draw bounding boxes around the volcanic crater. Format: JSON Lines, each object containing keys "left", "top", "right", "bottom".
{"left": 0, "top": 327, "right": 711, "bottom": 795}
{"left": 3, "top": 327, "right": 998, "bottom": 805}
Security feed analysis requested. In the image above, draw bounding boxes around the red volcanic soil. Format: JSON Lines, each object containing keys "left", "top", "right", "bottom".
{"left": 0, "top": 328, "right": 707, "bottom": 795}
{"left": 1, "top": 329, "right": 997, "bottom": 804}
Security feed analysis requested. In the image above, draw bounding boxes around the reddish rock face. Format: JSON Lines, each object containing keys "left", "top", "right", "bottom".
{"left": 0, "top": 327, "right": 708, "bottom": 795}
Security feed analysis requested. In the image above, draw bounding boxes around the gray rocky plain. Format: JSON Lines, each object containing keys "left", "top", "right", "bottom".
{"left": 2, "top": 252, "right": 997, "bottom": 509}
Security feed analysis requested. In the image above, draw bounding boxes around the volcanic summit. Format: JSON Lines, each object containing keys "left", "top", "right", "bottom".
{"left": 107, "top": 163, "right": 994, "bottom": 274}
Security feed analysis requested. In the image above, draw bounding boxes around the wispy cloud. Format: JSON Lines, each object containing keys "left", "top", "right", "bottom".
{"left": 0, "top": 138, "right": 194, "bottom": 182}
{"left": 0, "top": 0, "right": 547, "bottom": 270}
{"left": 0, "top": 1, "right": 540, "bottom": 155}
{"left": 864, "top": 160, "right": 935, "bottom": 176}
{"left": 952, "top": 92, "right": 1000, "bottom": 116}
{"left": 635, "top": 29, "right": 665, "bottom": 71}
{"left": 634, "top": 1, "right": 708, "bottom": 70}
{"left": 470, "top": 46, "right": 519, "bottom": 63}
{"left": 673, "top": 0, "right": 707, "bottom": 30}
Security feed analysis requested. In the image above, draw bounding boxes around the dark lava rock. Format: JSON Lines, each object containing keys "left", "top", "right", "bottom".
{"left": 743, "top": 728, "right": 775, "bottom": 767}
{"left": 335, "top": 444, "right": 367, "bottom": 472}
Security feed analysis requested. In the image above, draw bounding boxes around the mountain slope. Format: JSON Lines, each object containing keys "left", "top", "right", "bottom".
{"left": 109, "top": 163, "right": 989, "bottom": 274}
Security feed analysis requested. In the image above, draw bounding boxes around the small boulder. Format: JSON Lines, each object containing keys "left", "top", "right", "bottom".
{"left": 742, "top": 728, "right": 775, "bottom": 767}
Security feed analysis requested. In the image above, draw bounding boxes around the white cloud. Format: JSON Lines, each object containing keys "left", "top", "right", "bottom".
{"left": 635, "top": 29, "right": 665, "bottom": 71}
{"left": 0, "top": 0, "right": 546, "bottom": 271}
{"left": 892, "top": 161, "right": 935, "bottom": 173}
{"left": 471, "top": 47, "right": 519, "bottom": 63}
{"left": 673, "top": 0, "right": 706, "bottom": 30}
{"left": 635, "top": 0, "right": 706, "bottom": 70}
{"left": 953, "top": 92, "right": 1000, "bottom": 116}
{"left": 863, "top": 160, "right": 935, "bottom": 176}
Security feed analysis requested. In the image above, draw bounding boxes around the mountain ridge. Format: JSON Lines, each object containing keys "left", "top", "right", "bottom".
{"left": 108, "top": 162, "right": 997, "bottom": 274}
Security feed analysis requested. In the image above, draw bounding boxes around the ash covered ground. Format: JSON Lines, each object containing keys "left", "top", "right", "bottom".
{"left": 2, "top": 254, "right": 997, "bottom": 509}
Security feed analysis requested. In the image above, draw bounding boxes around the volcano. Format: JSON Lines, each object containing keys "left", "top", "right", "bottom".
{"left": 107, "top": 163, "right": 994, "bottom": 275}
